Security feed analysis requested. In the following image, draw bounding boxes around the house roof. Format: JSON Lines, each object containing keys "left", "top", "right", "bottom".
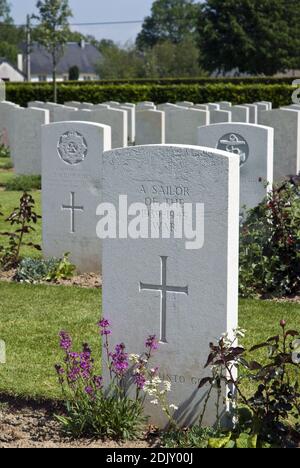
{"left": 24, "top": 42, "right": 102, "bottom": 75}
{"left": 0, "top": 58, "right": 26, "bottom": 78}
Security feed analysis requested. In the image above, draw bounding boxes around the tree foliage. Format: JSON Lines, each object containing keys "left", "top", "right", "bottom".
{"left": 0, "top": 0, "right": 12, "bottom": 23}
{"left": 0, "top": 1, "right": 24, "bottom": 65}
{"left": 33, "top": 0, "right": 73, "bottom": 101}
{"left": 97, "top": 39, "right": 203, "bottom": 80}
{"left": 136, "top": 0, "right": 200, "bottom": 50}
{"left": 199, "top": 0, "right": 300, "bottom": 75}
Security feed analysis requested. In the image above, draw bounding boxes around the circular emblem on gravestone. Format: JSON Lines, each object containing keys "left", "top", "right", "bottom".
{"left": 57, "top": 131, "right": 88, "bottom": 165}
{"left": 217, "top": 133, "right": 249, "bottom": 166}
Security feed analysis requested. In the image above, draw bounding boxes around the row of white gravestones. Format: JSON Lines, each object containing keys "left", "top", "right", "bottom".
{"left": 102, "top": 144, "right": 240, "bottom": 427}
{"left": 29, "top": 102, "right": 128, "bottom": 149}
{"left": 42, "top": 121, "right": 111, "bottom": 273}
{"left": 0, "top": 102, "right": 50, "bottom": 175}
{"left": 197, "top": 123, "right": 274, "bottom": 212}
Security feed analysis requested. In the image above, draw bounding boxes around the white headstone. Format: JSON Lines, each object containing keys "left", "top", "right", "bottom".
{"left": 110, "top": 104, "right": 136, "bottom": 144}
{"left": 198, "top": 123, "right": 274, "bottom": 212}
{"left": 42, "top": 121, "right": 111, "bottom": 273}
{"left": 12, "top": 107, "right": 50, "bottom": 175}
{"left": 206, "top": 103, "right": 221, "bottom": 110}
{"left": 243, "top": 104, "right": 258, "bottom": 124}
{"left": 259, "top": 109, "right": 300, "bottom": 180}
{"left": 136, "top": 109, "right": 165, "bottom": 145}
{"left": 216, "top": 102, "right": 232, "bottom": 109}
{"left": 137, "top": 102, "right": 156, "bottom": 110}
{"left": 102, "top": 144, "right": 240, "bottom": 427}
{"left": 210, "top": 109, "right": 232, "bottom": 124}
{"left": 231, "top": 105, "right": 250, "bottom": 123}
{"left": 0, "top": 101, "right": 20, "bottom": 152}
{"left": 157, "top": 103, "right": 180, "bottom": 112}
{"left": 176, "top": 101, "right": 194, "bottom": 107}
{"left": 165, "top": 108, "right": 209, "bottom": 144}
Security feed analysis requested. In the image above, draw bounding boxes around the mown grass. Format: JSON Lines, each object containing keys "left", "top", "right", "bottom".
{"left": 0, "top": 282, "right": 101, "bottom": 400}
{"left": 0, "top": 282, "right": 298, "bottom": 401}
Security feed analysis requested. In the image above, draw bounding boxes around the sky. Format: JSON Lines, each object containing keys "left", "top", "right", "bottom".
{"left": 10, "top": 0, "right": 154, "bottom": 44}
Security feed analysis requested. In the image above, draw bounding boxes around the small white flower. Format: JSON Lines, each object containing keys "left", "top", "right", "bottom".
{"left": 164, "top": 381, "right": 172, "bottom": 392}
{"left": 150, "top": 399, "right": 159, "bottom": 405}
{"left": 129, "top": 354, "right": 140, "bottom": 363}
{"left": 169, "top": 404, "right": 178, "bottom": 411}
{"left": 152, "top": 376, "right": 162, "bottom": 385}
{"left": 292, "top": 339, "right": 300, "bottom": 364}
{"left": 292, "top": 339, "right": 300, "bottom": 351}
{"left": 233, "top": 328, "right": 246, "bottom": 339}
{"left": 292, "top": 352, "right": 300, "bottom": 364}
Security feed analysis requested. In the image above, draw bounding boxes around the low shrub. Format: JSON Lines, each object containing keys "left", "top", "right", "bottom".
{"left": 199, "top": 321, "right": 300, "bottom": 448}
{"left": 5, "top": 175, "right": 41, "bottom": 192}
{"left": 14, "top": 254, "right": 75, "bottom": 283}
{"left": 240, "top": 176, "right": 300, "bottom": 297}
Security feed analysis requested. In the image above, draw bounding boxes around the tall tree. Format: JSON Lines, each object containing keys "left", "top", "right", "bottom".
{"left": 136, "top": 0, "right": 200, "bottom": 50}
{"left": 199, "top": 0, "right": 300, "bottom": 76}
{"left": 0, "top": 0, "right": 13, "bottom": 23}
{"left": 33, "top": 0, "right": 73, "bottom": 102}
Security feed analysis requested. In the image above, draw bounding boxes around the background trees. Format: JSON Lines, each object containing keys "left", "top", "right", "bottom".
{"left": 0, "top": 0, "right": 299, "bottom": 80}
{"left": 136, "top": 0, "right": 200, "bottom": 50}
{"left": 198, "top": 0, "right": 300, "bottom": 76}
{"left": 0, "top": 0, "right": 25, "bottom": 65}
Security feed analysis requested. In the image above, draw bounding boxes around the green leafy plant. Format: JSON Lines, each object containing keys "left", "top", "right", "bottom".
{"left": 45, "top": 253, "right": 75, "bottom": 281}
{"left": 14, "top": 254, "right": 75, "bottom": 283}
{"left": 5, "top": 175, "right": 41, "bottom": 192}
{"left": 0, "top": 142, "right": 10, "bottom": 158}
{"left": 0, "top": 192, "right": 41, "bottom": 270}
{"left": 199, "top": 321, "right": 300, "bottom": 448}
{"left": 240, "top": 177, "right": 300, "bottom": 297}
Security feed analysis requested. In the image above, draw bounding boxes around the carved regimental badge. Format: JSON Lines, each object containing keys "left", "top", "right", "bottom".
{"left": 217, "top": 133, "right": 249, "bottom": 166}
{"left": 57, "top": 131, "right": 88, "bottom": 165}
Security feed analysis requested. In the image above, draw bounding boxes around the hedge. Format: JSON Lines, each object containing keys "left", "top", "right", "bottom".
{"left": 6, "top": 83, "right": 296, "bottom": 108}
{"left": 7, "top": 76, "right": 300, "bottom": 86}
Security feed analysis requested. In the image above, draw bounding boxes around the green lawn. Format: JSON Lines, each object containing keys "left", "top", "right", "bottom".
{"left": 0, "top": 157, "right": 13, "bottom": 171}
{"left": 0, "top": 282, "right": 101, "bottom": 400}
{"left": 0, "top": 281, "right": 298, "bottom": 401}
{"left": 0, "top": 190, "right": 42, "bottom": 258}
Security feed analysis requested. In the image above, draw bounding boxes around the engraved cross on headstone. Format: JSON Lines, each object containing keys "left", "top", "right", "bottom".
{"left": 140, "top": 256, "right": 188, "bottom": 343}
{"left": 62, "top": 192, "right": 84, "bottom": 234}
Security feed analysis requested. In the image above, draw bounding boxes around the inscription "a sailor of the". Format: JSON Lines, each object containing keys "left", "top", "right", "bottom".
{"left": 140, "top": 184, "right": 191, "bottom": 206}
